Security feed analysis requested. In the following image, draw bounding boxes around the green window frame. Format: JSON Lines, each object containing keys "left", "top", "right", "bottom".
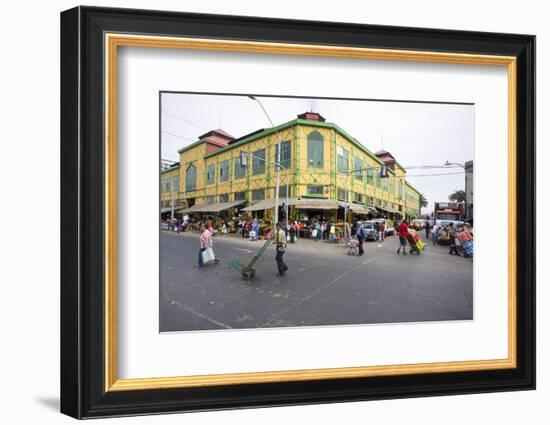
{"left": 219, "top": 160, "right": 230, "bottom": 182}
{"left": 206, "top": 164, "right": 215, "bottom": 185}
{"left": 367, "top": 167, "right": 374, "bottom": 185}
{"left": 353, "top": 156, "right": 364, "bottom": 180}
{"left": 337, "top": 187, "right": 346, "bottom": 201}
{"left": 219, "top": 193, "right": 229, "bottom": 203}
{"left": 173, "top": 176, "right": 179, "bottom": 193}
{"left": 307, "top": 131, "right": 324, "bottom": 168}
{"left": 251, "top": 189, "right": 265, "bottom": 201}
{"left": 185, "top": 164, "right": 196, "bottom": 192}
{"left": 234, "top": 156, "right": 247, "bottom": 179}
{"left": 234, "top": 191, "right": 246, "bottom": 201}
{"left": 336, "top": 145, "right": 349, "bottom": 173}
{"left": 205, "top": 196, "right": 215, "bottom": 204}
{"left": 252, "top": 149, "right": 266, "bottom": 175}
{"left": 353, "top": 193, "right": 364, "bottom": 203}
{"left": 274, "top": 140, "right": 291, "bottom": 169}
{"left": 307, "top": 185, "right": 324, "bottom": 195}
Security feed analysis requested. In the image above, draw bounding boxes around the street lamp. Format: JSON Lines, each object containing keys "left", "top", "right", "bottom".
{"left": 242, "top": 151, "right": 289, "bottom": 233}
{"left": 248, "top": 96, "right": 284, "bottom": 231}
{"left": 444, "top": 160, "right": 465, "bottom": 169}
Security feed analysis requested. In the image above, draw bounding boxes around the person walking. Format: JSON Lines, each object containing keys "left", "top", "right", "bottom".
{"left": 448, "top": 223, "right": 460, "bottom": 255}
{"left": 289, "top": 221, "right": 296, "bottom": 243}
{"left": 196, "top": 224, "right": 210, "bottom": 267}
{"left": 317, "top": 221, "right": 325, "bottom": 241}
{"left": 252, "top": 217, "right": 259, "bottom": 241}
{"left": 380, "top": 221, "right": 386, "bottom": 241}
{"left": 329, "top": 221, "right": 337, "bottom": 244}
{"left": 425, "top": 220, "right": 431, "bottom": 240}
{"left": 397, "top": 219, "right": 409, "bottom": 255}
{"left": 274, "top": 222, "right": 288, "bottom": 276}
{"left": 357, "top": 221, "right": 366, "bottom": 256}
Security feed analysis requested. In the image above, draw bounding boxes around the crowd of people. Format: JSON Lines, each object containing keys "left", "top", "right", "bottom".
{"left": 189, "top": 213, "right": 473, "bottom": 275}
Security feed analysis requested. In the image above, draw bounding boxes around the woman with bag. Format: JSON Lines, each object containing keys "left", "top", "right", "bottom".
{"left": 195, "top": 224, "right": 219, "bottom": 267}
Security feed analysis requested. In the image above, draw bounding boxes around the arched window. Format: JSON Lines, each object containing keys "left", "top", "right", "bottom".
{"left": 185, "top": 164, "right": 196, "bottom": 192}
{"left": 307, "top": 131, "right": 324, "bottom": 168}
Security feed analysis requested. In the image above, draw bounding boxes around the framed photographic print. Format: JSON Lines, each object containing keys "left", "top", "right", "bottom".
{"left": 60, "top": 6, "right": 535, "bottom": 419}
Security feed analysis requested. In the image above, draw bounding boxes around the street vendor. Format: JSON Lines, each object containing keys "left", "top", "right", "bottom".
{"left": 396, "top": 219, "right": 409, "bottom": 256}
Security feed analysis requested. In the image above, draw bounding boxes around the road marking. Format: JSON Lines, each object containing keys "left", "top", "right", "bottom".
{"left": 234, "top": 248, "right": 253, "bottom": 253}
{"left": 262, "top": 257, "right": 376, "bottom": 326}
{"left": 162, "top": 292, "right": 233, "bottom": 329}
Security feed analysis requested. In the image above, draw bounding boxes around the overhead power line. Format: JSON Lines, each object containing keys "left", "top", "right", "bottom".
{"left": 161, "top": 110, "right": 209, "bottom": 131}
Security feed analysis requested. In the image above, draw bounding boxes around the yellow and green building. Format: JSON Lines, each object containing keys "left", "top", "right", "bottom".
{"left": 169, "top": 111, "right": 421, "bottom": 221}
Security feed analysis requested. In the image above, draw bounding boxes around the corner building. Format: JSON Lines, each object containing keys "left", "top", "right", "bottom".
{"left": 176, "top": 112, "right": 421, "bottom": 220}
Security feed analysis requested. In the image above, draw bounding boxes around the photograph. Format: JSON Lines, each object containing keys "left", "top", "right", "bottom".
{"left": 159, "top": 93, "right": 475, "bottom": 332}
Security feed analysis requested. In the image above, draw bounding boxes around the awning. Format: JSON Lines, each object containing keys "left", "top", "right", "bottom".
{"left": 337, "top": 201, "right": 372, "bottom": 215}
{"left": 295, "top": 199, "right": 339, "bottom": 210}
{"left": 179, "top": 203, "right": 207, "bottom": 213}
{"left": 377, "top": 206, "right": 396, "bottom": 214}
{"left": 160, "top": 207, "right": 173, "bottom": 214}
{"left": 243, "top": 199, "right": 277, "bottom": 212}
{"left": 181, "top": 201, "right": 246, "bottom": 213}
{"left": 197, "top": 200, "right": 246, "bottom": 213}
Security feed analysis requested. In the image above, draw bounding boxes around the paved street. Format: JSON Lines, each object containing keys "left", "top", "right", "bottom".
{"left": 160, "top": 231, "right": 473, "bottom": 332}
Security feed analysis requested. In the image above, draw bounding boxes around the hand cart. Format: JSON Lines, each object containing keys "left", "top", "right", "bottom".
{"left": 229, "top": 238, "right": 272, "bottom": 280}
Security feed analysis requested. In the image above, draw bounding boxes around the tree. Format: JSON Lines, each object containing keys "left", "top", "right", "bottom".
{"left": 448, "top": 190, "right": 466, "bottom": 203}
{"left": 419, "top": 193, "right": 428, "bottom": 208}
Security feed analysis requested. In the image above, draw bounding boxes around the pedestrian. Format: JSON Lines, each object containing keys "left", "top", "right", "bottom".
{"left": 396, "top": 219, "right": 409, "bottom": 255}
{"left": 448, "top": 223, "right": 460, "bottom": 255}
{"left": 195, "top": 224, "right": 209, "bottom": 267}
{"left": 425, "top": 220, "right": 431, "bottom": 240}
{"left": 329, "top": 221, "right": 336, "bottom": 243}
{"left": 357, "top": 221, "right": 366, "bottom": 256}
{"left": 288, "top": 221, "right": 296, "bottom": 243}
{"left": 274, "top": 222, "right": 288, "bottom": 276}
{"left": 431, "top": 224, "right": 439, "bottom": 245}
{"left": 374, "top": 220, "right": 381, "bottom": 240}
{"left": 380, "top": 221, "right": 386, "bottom": 241}
{"left": 317, "top": 221, "right": 326, "bottom": 242}
{"left": 351, "top": 222, "right": 357, "bottom": 237}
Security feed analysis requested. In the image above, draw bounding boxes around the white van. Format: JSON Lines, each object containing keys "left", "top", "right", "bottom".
{"left": 373, "top": 218, "right": 395, "bottom": 236}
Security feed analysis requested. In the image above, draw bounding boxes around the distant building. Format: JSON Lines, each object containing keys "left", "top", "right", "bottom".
{"left": 160, "top": 162, "right": 180, "bottom": 220}
{"left": 465, "top": 160, "right": 473, "bottom": 221}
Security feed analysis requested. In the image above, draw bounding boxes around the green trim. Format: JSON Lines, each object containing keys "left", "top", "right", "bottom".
{"left": 177, "top": 139, "right": 204, "bottom": 154}
{"left": 294, "top": 126, "right": 300, "bottom": 198}
{"left": 404, "top": 179, "right": 421, "bottom": 195}
{"left": 203, "top": 119, "right": 385, "bottom": 166}
{"left": 330, "top": 128, "right": 336, "bottom": 198}
{"left": 302, "top": 194, "right": 328, "bottom": 199}
{"left": 160, "top": 164, "right": 180, "bottom": 175}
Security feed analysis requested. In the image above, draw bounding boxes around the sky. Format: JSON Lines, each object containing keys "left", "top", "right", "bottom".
{"left": 161, "top": 93, "right": 474, "bottom": 213}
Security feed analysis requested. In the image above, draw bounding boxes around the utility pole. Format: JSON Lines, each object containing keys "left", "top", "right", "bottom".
{"left": 249, "top": 96, "right": 283, "bottom": 230}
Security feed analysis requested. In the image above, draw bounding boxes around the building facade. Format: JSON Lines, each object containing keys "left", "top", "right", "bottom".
{"left": 160, "top": 162, "right": 180, "bottom": 218}
{"left": 174, "top": 112, "right": 421, "bottom": 219}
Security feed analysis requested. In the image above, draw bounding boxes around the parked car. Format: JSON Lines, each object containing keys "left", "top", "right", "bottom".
{"left": 361, "top": 221, "right": 379, "bottom": 241}
{"left": 373, "top": 218, "right": 395, "bottom": 236}
{"left": 410, "top": 219, "right": 427, "bottom": 230}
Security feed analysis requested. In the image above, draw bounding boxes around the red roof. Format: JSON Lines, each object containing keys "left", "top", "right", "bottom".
{"left": 204, "top": 135, "right": 229, "bottom": 147}
{"left": 199, "top": 129, "right": 235, "bottom": 141}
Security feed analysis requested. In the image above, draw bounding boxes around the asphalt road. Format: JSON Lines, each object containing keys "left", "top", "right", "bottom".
{"left": 159, "top": 230, "right": 473, "bottom": 332}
